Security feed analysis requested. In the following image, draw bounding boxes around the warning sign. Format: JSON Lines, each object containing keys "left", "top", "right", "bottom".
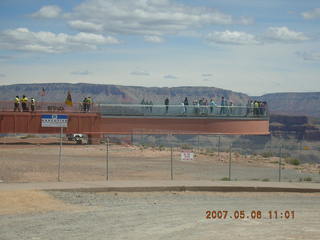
{"left": 181, "top": 150, "right": 194, "bottom": 161}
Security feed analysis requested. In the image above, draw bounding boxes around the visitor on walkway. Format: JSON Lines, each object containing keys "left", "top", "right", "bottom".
{"left": 165, "top": 97, "right": 169, "bottom": 113}
{"left": 220, "top": 96, "right": 225, "bottom": 115}
{"left": 30, "top": 97, "right": 36, "bottom": 112}
{"left": 184, "top": 97, "right": 189, "bottom": 113}
{"left": 21, "top": 95, "right": 28, "bottom": 112}
{"left": 14, "top": 96, "right": 20, "bottom": 112}
{"left": 210, "top": 98, "right": 216, "bottom": 114}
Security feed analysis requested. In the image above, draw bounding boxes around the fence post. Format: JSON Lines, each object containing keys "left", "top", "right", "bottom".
{"left": 131, "top": 132, "right": 134, "bottom": 145}
{"left": 278, "top": 145, "right": 282, "bottom": 182}
{"left": 106, "top": 137, "right": 109, "bottom": 181}
{"left": 58, "top": 127, "right": 63, "bottom": 182}
{"left": 228, "top": 145, "right": 232, "bottom": 181}
{"left": 218, "top": 136, "right": 221, "bottom": 161}
{"left": 197, "top": 135, "right": 200, "bottom": 153}
{"left": 170, "top": 145, "right": 173, "bottom": 180}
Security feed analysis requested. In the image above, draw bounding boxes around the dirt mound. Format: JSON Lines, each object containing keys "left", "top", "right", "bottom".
{"left": 0, "top": 190, "right": 79, "bottom": 215}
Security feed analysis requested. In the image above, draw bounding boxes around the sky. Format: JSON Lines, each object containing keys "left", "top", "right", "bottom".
{"left": 0, "top": 0, "right": 319, "bottom": 96}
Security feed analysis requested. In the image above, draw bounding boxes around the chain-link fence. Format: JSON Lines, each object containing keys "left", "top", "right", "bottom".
{"left": 0, "top": 134, "right": 319, "bottom": 183}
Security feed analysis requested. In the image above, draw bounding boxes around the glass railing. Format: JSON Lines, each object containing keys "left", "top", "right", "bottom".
{"left": 0, "top": 101, "right": 99, "bottom": 113}
{"left": 98, "top": 104, "right": 269, "bottom": 119}
{"left": 0, "top": 101, "right": 269, "bottom": 119}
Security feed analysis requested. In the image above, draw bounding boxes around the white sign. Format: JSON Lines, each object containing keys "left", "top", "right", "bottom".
{"left": 41, "top": 114, "right": 68, "bottom": 128}
{"left": 181, "top": 150, "right": 194, "bottom": 161}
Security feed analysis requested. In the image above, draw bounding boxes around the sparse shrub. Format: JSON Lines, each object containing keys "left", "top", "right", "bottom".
{"left": 262, "top": 178, "right": 270, "bottom": 182}
{"left": 220, "top": 177, "right": 230, "bottom": 181}
{"left": 261, "top": 152, "right": 273, "bottom": 158}
{"left": 304, "top": 177, "right": 312, "bottom": 182}
{"left": 20, "top": 134, "right": 36, "bottom": 139}
{"left": 181, "top": 144, "right": 192, "bottom": 150}
{"left": 285, "top": 157, "right": 300, "bottom": 166}
{"left": 206, "top": 148, "right": 214, "bottom": 153}
{"left": 158, "top": 145, "right": 165, "bottom": 151}
{"left": 250, "top": 178, "right": 260, "bottom": 181}
{"left": 299, "top": 177, "right": 312, "bottom": 182}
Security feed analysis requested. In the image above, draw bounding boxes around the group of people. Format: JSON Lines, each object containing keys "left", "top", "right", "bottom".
{"left": 178, "top": 97, "right": 217, "bottom": 114}
{"left": 165, "top": 96, "right": 231, "bottom": 115}
{"left": 80, "top": 97, "right": 93, "bottom": 112}
{"left": 139, "top": 96, "right": 228, "bottom": 115}
{"left": 14, "top": 95, "right": 36, "bottom": 112}
{"left": 141, "top": 96, "right": 267, "bottom": 117}
{"left": 13, "top": 95, "right": 94, "bottom": 113}
{"left": 163, "top": 97, "right": 218, "bottom": 114}
{"left": 246, "top": 100, "right": 268, "bottom": 116}
{"left": 219, "top": 96, "right": 235, "bottom": 115}
{"left": 141, "top": 99, "right": 153, "bottom": 112}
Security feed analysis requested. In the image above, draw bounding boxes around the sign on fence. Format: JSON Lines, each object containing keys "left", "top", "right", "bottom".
{"left": 181, "top": 150, "right": 194, "bottom": 161}
{"left": 41, "top": 114, "right": 68, "bottom": 128}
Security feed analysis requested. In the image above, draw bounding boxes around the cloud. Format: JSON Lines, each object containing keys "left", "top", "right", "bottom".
{"left": 206, "top": 27, "right": 309, "bottom": 46}
{"left": 68, "top": 20, "right": 104, "bottom": 32}
{"left": 31, "top": 5, "right": 62, "bottom": 18}
{"left": 206, "top": 30, "right": 259, "bottom": 45}
{"left": 163, "top": 74, "right": 178, "bottom": 79}
{"left": 296, "top": 51, "right": 320, "bottom": 61}
{"left": 202, "top": 73, "right": 212, "bottom": 77}
{"left": 68, "top": 0, "right": 249, "bottom": 36}
{"left": 130, "top": 70, "right": 150, "bottom": 76}
{"left": 144, "top": 35, "right": 164, "bottom": 43}
{"left": 0, "top": 28, "right": 120, "bottom": 53}
{"left": 263, "top": 27, "right": 308, "bottom": 42}
{"left": 70, "top": 70, "right": 92, "bottom": 75}
{"left": 0, "top": 73, "right": 6, "bottom": 78}
{"left": 238, "top": 16, "right": 254, "bottom": 25}
{"left": 301, "top": 8, "right": 320, "bottom": 19}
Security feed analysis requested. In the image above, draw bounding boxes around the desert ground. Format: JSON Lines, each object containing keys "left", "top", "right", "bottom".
{"left": 0, "top": 137, "right": 319, "bottom": 183}
{"left": 1, "top": 136, "right": 320, "bottom": 240}
{"left": 0, "top": 190, "right": 320, "bottom": 240}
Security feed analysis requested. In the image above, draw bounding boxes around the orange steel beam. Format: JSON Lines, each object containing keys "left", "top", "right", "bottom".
{"left": 0, "top": 112, "right": 269, "bottom": 135}
{"left": 98, "top": 117, "right": 269, "bottom": 135}
{"left": 0, "top": 112, "right": 101, "bottom": 134}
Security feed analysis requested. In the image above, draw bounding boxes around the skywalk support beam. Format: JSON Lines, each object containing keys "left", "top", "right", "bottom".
{"left": 0, "top": 112, "right": 101, "bottom": 135}
{"left": 0, "top": 112, "right": 269, "bottom": 137}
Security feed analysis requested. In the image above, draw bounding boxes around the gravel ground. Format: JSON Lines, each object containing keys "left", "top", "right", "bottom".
{"left": 1, "top": 191, "right": 320, "bottom": 240}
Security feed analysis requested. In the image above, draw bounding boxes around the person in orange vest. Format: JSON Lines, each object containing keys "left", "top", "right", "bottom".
{"left": 21, "top": 95, "right": 28, "bottom": 112}
{"left": 14, "top": 96, "right": 20, "bottom": 112}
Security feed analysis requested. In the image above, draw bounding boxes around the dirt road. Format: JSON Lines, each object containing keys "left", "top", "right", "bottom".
{"left": 1, "top": 191, "right": 320, "bottom": 240}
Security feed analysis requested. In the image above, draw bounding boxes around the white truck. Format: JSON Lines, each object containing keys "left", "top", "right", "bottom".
{"left": 66, "top": 134, "right": 86, "bottom": 144}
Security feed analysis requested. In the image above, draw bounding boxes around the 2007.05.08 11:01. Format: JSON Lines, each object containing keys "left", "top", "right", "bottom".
{"left": 205, "top": 210, "right": 295, "bottom": 220}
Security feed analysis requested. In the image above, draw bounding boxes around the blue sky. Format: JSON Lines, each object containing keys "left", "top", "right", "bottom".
{"left": 0, "top": 0, "right": 319, "bottom": 95}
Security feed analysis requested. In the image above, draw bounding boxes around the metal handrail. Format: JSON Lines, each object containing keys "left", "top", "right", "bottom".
{"left": 98, "top": 103, "right": 269, "bottom": 118}
{"left": 0, "top": 101, "right": 269, "bottom": 118}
